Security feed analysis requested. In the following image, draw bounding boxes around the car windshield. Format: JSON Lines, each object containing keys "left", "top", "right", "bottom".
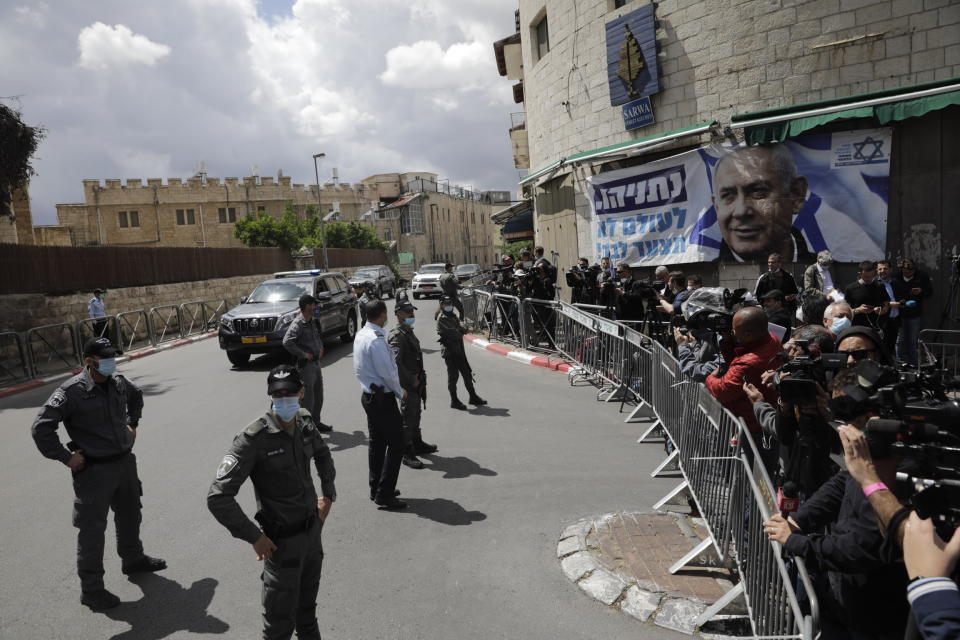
{"left": 246, "top": 281, "right": 310, "bottom": 303}
{"left": 455, "top": 265, "right": 478, "bottom": 273}
{"left": 353, "top": 270, "right": 378, "bottom": 279}
{"left": 419, "top": 265, "right": 445, "bottom": 274}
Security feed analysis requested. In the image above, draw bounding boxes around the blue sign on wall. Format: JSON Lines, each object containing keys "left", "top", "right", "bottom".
{"left": 606, "top": 3, "right": 660, "bottom": 107}
{"left": 622, "top": 96, "right": 655, "bottom": 131}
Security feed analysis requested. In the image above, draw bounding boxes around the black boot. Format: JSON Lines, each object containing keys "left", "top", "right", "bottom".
{"left": 122, "top": 555, "right": 167, "bottom": 575}
{"left": 450, "top": 397, "right": 467, "bottom": 410}
{"left": 81, "top": 589, "right": 121, "bottom": 611}
{"left": 415, "top": 439, "right": 438, "bottom": 454}
{"left": 467, "top": 392, "right": 487, "bottom": 405}
{"left": 402, "top": 452, "right": 424, "bottom": 469}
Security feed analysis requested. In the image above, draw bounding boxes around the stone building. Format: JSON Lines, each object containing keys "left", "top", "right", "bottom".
{"left": 39, "top": 174, "right": 373, "bottom": 248}
{"left": 0, "top": 186, "right": 36, "bottom": 245}
{"left": 494, "top": 0, "right": 960, "bottom": 314}
{"left": 362, "top": 172, "right": 505, "bottom": 271}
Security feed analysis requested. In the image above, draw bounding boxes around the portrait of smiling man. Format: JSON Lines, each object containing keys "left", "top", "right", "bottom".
{"left": 712, "top": 144, "right": 815, "bottom": 263}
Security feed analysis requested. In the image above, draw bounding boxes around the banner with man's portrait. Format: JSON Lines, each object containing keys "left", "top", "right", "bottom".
{"left": 587, "top": 128, "right": 892, "bottom": 265}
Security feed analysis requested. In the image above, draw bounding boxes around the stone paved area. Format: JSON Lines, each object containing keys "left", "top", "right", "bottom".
{"left": 558, "top": 511, "right": 747, "bottom": 636}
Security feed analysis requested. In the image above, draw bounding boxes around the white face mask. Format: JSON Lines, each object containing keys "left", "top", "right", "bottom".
{"left": 686, "top": 285, "right": 694, "bottom": 291}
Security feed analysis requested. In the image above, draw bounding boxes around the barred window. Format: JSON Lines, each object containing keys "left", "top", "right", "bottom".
{"left": 176, "top": 209, "right": 196, "bottom": 225}
{"left": 218, "top": 207, "right": 237, "bottom": 223}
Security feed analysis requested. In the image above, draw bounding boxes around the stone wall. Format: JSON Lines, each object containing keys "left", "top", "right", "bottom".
{"left": 0, "top": 266, "right": 374, "bottom": 335}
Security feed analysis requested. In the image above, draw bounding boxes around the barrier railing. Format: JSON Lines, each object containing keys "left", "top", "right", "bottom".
{"left": 524, "top": 302, "right": 816, "bottom": 638}
{"left": 149, "top": 305, "right": 184, "bottom": 344}
{"left": 462, "top": 287, "right": 494, "bottom": 333}
{"left": 490, "top": 294, "right": 523, "bottom": 347}
{"left": 26, "top": 323, "right": 79, "bottom": 377}
{"left": 76, "top": 316, "right": 118, "bottom": 351}
{"left": 918, "top": 329, "right": 960, "bottom": 383}
{"left": 201, "top": 299, "right": 231, "bottom": 331}
{"left": 0, "top": 331, "right": 31, "bottom": 384}
{"left": 116, "top": 310, "right": 154, "bottom": 352}
{"left": 179, "top": 301, "right": 208, "bottom": 337}
{"left": 520, "top": 298, "right": 560, "bottom": 354}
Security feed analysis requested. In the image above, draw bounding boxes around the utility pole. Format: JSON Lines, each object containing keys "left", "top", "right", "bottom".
{"left": 312, "top": 153, "right": 327, "bottom": 270}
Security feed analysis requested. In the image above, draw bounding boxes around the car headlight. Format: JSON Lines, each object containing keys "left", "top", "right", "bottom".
{"left": 219, "top": 316, "right": 234, "bottom": 332}
{"left": 278, "top": 311, "right": 298, "bottom": 326}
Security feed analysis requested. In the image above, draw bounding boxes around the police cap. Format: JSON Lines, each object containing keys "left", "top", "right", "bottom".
{"left": 82, "top": 337, "right": 117, "bottom": 358}
{"left": 440, "top": 294, "right": 453, "bottom": 303}
{"left": 267, "top": 364, "right": 303, "bottom": 395}
{"left": 395, "top": 299, "right": 418, "bottom": 313}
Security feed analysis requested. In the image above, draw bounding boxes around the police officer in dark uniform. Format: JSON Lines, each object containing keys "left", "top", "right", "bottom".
{"left": 388, "top": 298, "right": 438, "bottom": 470}
{"left": 437, "top": 294, "right": 487, "bottom": 410}
{"left": 439, "top": 262, "right": 465, "bottom": 319}
{"left": 207, "top": 364, "right": 336, "bottom": 640}
{"left": 31, "top": 337, "right": 166, "bottom": 611}
{"left": 283, "top": 294, "right": 332, "bottom": 432}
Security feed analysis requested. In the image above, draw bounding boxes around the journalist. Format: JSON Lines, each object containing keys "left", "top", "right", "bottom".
{"left": 658, "top": 271, "right": 687, "bottom": 315}
{"left": 762, "top": 366, "right": 910, "bottom": 639}
{"left": 615, "top": 264, "right": 648, "bottom": 322}
{"left": 759, "top": 289, "right": 794, "bottom": 341}
{"left": 674, "top": 326, "right": 720, "bottom": 382}
{"left": 800, "top": 291, "right": 830, "bottom": 326}
{"left": 896, "top": 257, "right": 933, "bottom": 367}
{"left": 836, "top": 325, "right": 893, "bottom": 366}
{"left": 844, "top": 260, "right": 890, "bottom": 328}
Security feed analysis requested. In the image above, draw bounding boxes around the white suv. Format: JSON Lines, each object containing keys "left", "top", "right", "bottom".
{"left": 411, "top": 263, "right": 447, "bottom": 299}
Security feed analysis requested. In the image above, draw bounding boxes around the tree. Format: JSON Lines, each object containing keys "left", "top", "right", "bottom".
{"left": 0, "top": 100, "right": 45, "bottom": 221}
{"left": 235, "top": 203, "right": 386, "bottom": 251}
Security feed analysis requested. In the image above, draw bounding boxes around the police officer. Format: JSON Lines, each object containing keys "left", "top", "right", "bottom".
{"left": 88, "top": 288, "right": 107, "bottom": 338}
{"left": 439, "top": 262, "right": 464, "bottom": 320}
{"left": 31, "top": 337, "right": 166, "bottom": 611}
{"left": 208, "top": 364, "right": 335, "bottom": 640}
{"left": 353, "top": 298, "right": 407, "bottom": 509}
{"left": 388, "top": 298, "right": 438, "bottom": 470}
{"left": 283, "top": 294, "right": 331, "bottom": 432}
{"left": 437, "top": 295, "right": 487, "bottom": 410}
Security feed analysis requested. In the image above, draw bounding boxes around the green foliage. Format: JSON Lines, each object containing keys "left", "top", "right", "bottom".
{"left": 0, "top": 101, "right": 45, "bottom": 217}
{"left": 495, "top": 239, "right": 534, "bottom": 262}
{"left": 234, "top": 203, "right": 386, "bottom": 251}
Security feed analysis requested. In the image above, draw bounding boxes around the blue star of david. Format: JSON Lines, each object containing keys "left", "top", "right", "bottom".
{"left": 852, "top": 136, "right": 884, "bottom": 162}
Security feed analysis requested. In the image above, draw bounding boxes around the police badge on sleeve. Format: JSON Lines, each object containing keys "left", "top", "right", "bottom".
{"left": 49, "top": 389, "right": 67, "bottom": 408}
{"left": 216, "top": 454, "right": 239, "bottom": 479}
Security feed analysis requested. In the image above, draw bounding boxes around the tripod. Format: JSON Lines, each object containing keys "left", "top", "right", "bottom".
{"left": 937, "top": 254, "right": 960, "bottom": 329}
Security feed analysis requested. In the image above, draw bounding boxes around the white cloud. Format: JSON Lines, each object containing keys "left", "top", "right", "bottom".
{"left": 380, "top": 39, "right": 494, "bottom": 91}
{"left": 14, "top": 4, "right": 49, "bottom": 28}
{"left": 77, "top": 22, "right": 172, "bottom": 70}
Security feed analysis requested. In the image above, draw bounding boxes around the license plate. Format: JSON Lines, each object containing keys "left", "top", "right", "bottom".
{"left": 422, "top": 285, "right": 434, "bottom": 289}
{"left": 241, "top": 336, "right": 267, "bottom": 344}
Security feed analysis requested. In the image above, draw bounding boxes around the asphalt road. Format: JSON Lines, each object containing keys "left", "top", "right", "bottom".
{"left": 0, "top": 297, "right": 686, "bottom": 640}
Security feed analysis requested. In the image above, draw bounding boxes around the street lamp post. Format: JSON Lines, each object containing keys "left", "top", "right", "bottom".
{"left": 312, "top": 153, "right": 327, "bottom": 270}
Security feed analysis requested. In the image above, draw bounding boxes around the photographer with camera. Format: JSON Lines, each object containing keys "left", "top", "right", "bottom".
{"left": 658, "top": 272, "right": 687, "bottom": 315}
{"left": 615, "top": 264, "right": 649, "bottom": 322}
{"left": 567, "top": 258, "right": 596, "bottom": 305}
{"left": 745, "top": 325, "right": 840, "bottom": 498}
{"left": 762, "top": 365, "right": 911, "bottom": 639}
{"left": 760, "top": 289, "right": 794, "bottom": 342}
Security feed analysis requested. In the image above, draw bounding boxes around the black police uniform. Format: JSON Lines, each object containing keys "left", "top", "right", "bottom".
{"left": 439, "top": 267, "right": 464, "bottom": 319}
{"left": 31, "top": 338, "right": 162, "bottom": 604}
{"left": 437, "top": 301, "right": 485, "bottom": 408}
{"left": 388, "top": 304, "right": 436, "bottom": 458}
{"left": 207, "top": 376, "right": 336, "bottom": 640}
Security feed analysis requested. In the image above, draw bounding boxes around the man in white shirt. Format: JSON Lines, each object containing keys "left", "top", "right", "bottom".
{"left": 353, "top": 299, "right": 407, "bottom": 510}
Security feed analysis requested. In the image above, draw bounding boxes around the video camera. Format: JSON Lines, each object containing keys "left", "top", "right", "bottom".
{"left": 839, "top": 359, "right": 960, "bottom": 528}
{"left": 773, "top": 340, "right": 847, "bottom": 405}
{"left": 682, "top": 287, "right": 749, "bottom": 333}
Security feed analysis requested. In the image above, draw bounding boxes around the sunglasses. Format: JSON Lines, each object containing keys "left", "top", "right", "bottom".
{"left": 838, "top": 348, "right": 876, "bottom": 361}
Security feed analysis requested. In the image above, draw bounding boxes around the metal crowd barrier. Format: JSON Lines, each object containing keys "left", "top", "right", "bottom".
{"left": 76, "top": 316, "right": 118, "bottom": 350}
{"left": 179, "top": 301, "right": 208, "bottom": 337}
{"left": 520, "top": 298, "right": 560, "bottom": 354}
{"left": 201, "top": 299, "right": 231, "bottom": 331}
{"left": 0, "top": 331, "right": 31, "bottom": 384}
{"left": 538, "top": 303, "right": 816, "bottom": 638}
{"left": 490, "top": 294, "right": 522, "bottom": 347}
{"left": 116, "top": 310, "right": 154, "bottom": 352}
{"left": 26, "top": 323, "right": 79, "bottom": 377}
{"left": 461, "top": 287, "right": 494, "bottom": 333}
{"left": 918, "top": 329, "right": 960, "bottom": 383}
{"left": 149, "top": 305, "right": 184, "bottom": 344}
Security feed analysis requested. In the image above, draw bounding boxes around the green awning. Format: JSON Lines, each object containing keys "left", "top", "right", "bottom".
{"left": 565, "top": 120, "right": 717, "bottom": 164}
{"left": 732, "top": 77, "right": 960, "bottom": 144}
{"left": 518, "top": 120, "right": 717, "bottom": 187}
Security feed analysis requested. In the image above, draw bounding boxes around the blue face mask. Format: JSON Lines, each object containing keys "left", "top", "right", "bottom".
{"left": 94, "top": 358, "right": 116, "bottom": 376}
{"left": 403, "top": 317, "right": 416, "bottom": 327}
{"left": 443, "top": 306, "right": 454, "bottom": 313}
{"left": 830, "top": 316, "right": 852, "bottom": 335}
{"left": 272, "top": 397, "right": 300, "bottom": 422}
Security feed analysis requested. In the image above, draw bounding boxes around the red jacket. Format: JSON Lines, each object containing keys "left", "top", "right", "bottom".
{"left": 704, "top": 333, "right": 782, "bottom": 433}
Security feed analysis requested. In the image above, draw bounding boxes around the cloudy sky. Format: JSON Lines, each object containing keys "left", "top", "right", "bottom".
{"left": 1, "top": 0, "right": 520, "bottom": 225}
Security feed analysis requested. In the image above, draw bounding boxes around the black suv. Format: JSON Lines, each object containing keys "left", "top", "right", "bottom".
{"left": 218, "top": 270, "right": 358, "bottom": 367}
{"left": 348, "top": 265, "right": 396, "bottom": 298}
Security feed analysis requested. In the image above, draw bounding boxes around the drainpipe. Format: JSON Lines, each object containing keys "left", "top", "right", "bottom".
{"left": 152, "top": 184, "right": 161, "bottom": 243}
{"left": 198, "top": 202, "right": 207, "bottom": 247}
{"left": 93, "top": 185, "right": 104, "bottom": 245}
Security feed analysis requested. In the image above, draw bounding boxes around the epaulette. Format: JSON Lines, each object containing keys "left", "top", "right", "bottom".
{"left": 243, "top": 417, "right": 269, "bottom": 436}
{"left": 297, "top": 408, "right": 317, "bottom": 430}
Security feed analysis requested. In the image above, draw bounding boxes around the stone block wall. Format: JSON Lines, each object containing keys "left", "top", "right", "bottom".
{"left": 517, "top": 0, "right": 959, "bottom": 172}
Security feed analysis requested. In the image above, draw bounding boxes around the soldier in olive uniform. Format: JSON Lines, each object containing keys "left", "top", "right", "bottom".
{"left": 437, "top": 295, "right": 487, "bottom": 410}
{"left": 439, "top": 262, "right": 464, "bottom": 320}
{"left": 283, "top": 294, "right": 332, "bottom": 432}
{"left": 388, "top": 298, "right": 438, "bottom": 470}
{"left": 208, "top": 364, "right": 336, "bottom": 640}
{"left": 31, "top": 337, "right": 166, "bottom": 611}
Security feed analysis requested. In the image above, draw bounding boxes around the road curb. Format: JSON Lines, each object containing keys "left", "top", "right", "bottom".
{"left": 463, "top": 334, "right": 572, "bottom": 373}
{"left": 0, "top": 331, "right": 217, "bottom": 399}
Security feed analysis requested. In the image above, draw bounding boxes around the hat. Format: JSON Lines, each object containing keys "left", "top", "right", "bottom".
{"left": 93, "top": 288, "right": 104, "bottom": 295}
{"left": 836, "top": 326, "right": 893, "bottom": 365}
{"left": 440, "top": 294, "right": 454, "bottom": 303}
{"left": 760, "top": 289, "right": 785, "bottom": 301}
{"left": 298, "top": 294, "right": 318, "bottom": 309}
{"left": 83, "top": 337, "right": 117, "bottom": 358}
{"left": 395, "top": 299, "right": 417, "bottom": 313}
{"left": 444, "top": 262, "right": 454, "bottom": 268}
{"left": 267, "top": 364, "right": 303, "bottom": 395}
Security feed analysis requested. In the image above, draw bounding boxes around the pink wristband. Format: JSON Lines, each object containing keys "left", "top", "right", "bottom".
{"left": 863, "top": 482, "right": 888, "bottom": 497}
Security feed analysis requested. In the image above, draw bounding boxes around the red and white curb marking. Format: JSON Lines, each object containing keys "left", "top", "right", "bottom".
{"left": 0, "top": 331, "right": 218, "bottom": 399}
{"left": 463, "top": 334, "right": 572, "bottom": 373}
